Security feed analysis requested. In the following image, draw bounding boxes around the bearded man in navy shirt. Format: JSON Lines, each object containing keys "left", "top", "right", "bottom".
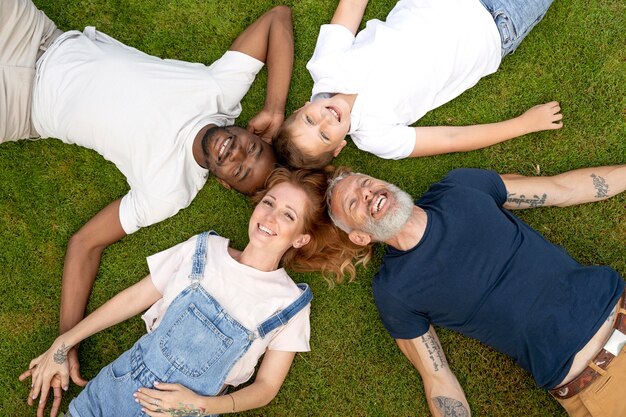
{"left": 327, "top": 164, "right": 626, "bottom": 417}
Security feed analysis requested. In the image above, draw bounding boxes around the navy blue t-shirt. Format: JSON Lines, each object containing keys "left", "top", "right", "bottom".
{"left": 372, "top": 169, "right": 624, "bottom": 389}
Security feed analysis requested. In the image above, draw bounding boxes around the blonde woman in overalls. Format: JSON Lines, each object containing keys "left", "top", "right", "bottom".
{"left": 22, "top": 168, "right": 370, "bottom": 417}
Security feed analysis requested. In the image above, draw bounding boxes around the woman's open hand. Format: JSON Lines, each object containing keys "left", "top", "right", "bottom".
{"left": 135, "top": 382, "right": 209, "bottom": 416}
{"left": 19, "top": 340, "right": 73, "bottom": 417}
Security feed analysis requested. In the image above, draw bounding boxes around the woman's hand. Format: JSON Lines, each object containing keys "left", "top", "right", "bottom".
{"left": 25, "top": 349, "right": 88, "bottom": 417}
{"left": 135, "top": 382, "right": 209, "bottom": 416}
{"left": 19, "top": 340, "right": 73, "bottom": 416}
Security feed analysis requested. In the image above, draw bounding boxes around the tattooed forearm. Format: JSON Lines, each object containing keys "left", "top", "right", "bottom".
{"left": 53, "top": 343, "right": 71, "bottom": 364}
{"left": 506, "top": 192, "right": 547, "bottom": 208}
{"left": 433, "top": 396, "right": 469, "bottom": 417}
{"left": 420, "top": 333, "right": 447, "bottom": 372}
{"left": 160, "top": 404, "right": 207, "bottom": 416}
{"left": 590, "top": 174, "right": 609, "bottom": 198}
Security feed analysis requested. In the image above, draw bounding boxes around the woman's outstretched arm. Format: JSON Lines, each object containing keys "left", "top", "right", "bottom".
{"left": 20, "top": 276, "right": 162, "bottom": 408}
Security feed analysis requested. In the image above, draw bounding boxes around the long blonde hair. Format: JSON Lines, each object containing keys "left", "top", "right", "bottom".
{"left": 254, "top": 167, "right": 371, "bottom": 284}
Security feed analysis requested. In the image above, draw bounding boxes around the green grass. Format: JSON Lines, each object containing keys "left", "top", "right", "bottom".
{"left": 2, "top": 0, "right": 625, "bottom": 416}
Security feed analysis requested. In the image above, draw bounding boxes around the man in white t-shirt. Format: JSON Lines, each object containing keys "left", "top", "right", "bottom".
{"left": 274, "top": 0, "right": 563, "bottom": 168}
{"left": 1, "top": 2, "right": 293, "bottom": 413}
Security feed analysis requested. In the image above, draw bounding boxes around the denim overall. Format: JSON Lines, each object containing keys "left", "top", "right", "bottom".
{"left": 69, "top": 231, "right": 313, "bottom": 417}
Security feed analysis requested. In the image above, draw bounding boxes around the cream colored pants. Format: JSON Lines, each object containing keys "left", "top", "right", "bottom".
{"left": 0, "top": 0, "right": 62, "bottom": 142}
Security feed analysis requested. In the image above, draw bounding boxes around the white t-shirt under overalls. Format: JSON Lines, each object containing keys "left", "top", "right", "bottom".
{"left": 142, "top": 234, "right": 311, "bottom": 386}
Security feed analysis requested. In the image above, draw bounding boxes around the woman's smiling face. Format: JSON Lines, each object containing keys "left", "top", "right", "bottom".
{"left": 249, "top": 181, "right": 311, "bottom": 255}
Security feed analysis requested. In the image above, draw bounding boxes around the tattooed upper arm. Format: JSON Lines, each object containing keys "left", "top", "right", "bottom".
{"left": 396, "top": 327, "right": 451, "bottom": 377}
{"left": 505, "top": 192, "right": 547, "bottom": 209}
{"left": 397, "top": 328, "right": 471, "bottom": 417}
{"left": 500, "top": 174, "right": 552, "bottom": 210}
{"left": 420, "top": 331, "right": 448, "bottom": 372}
{"left": 500, "top": 173, "right": 565, "bottom": 210}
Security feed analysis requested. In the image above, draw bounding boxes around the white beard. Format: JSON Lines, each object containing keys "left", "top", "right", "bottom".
{"left": 362, "top": 184, "right": 414, "bottom": 241}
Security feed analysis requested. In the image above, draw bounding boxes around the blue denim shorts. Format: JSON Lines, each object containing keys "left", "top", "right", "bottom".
{"left": 479, "top": 0, "right": 554, "bottom": 56}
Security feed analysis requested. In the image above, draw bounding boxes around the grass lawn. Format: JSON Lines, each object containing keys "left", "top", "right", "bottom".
{"left": 1, "top": 0, "right": 624, "bottom": 416}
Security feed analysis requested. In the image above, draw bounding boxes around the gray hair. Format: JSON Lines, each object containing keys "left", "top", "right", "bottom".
{"left": 326, "top": 170, "right": 361, "bottom": 233}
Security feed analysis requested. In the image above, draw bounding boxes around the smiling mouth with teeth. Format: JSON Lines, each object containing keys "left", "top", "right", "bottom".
{"left": 327, "top": 106, "right": 340, "bottom": 122}
{"left": 371, "top": 193, "right": 387, "bottom": 216}
{"left": 217, "top": 137, "right": 233, "bottom": 161}
{"left": 218, "top": 137, "right": 232, "bottom": 160}
{"left": 258, "top": 224, "right": 277, "bottom": 236}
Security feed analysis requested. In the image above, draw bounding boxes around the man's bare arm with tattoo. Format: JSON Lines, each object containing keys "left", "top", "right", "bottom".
{"left": 501, "top": 165, "right": 626, "bottom": 210}
{"left": 396, "top": 326, "right": 471, "bottom": 417}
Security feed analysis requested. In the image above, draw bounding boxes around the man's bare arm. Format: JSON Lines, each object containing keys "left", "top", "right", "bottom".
{"left": 60, "top": 199, "right": 126, "bottom": 334}
{"left": 231, "top": 6, "right": 294, "bottom": 141}
{"left": 501, "top": 165, "right": 626, "bottom": 210}
{"left": 60, "top": 199, "right": 126, "bottom": 385}
{"left": 396, "top": 326, "right": 471, "bottom": 417}
{"left": 31, "top": 198, "right": 127, "bottom": 417}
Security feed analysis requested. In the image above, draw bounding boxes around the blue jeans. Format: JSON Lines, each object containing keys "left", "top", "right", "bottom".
{"left": 479, "top": 0, "right": 554, "bottom": 56}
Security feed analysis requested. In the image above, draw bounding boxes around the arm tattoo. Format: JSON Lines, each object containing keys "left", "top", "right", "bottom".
{"left": 53, "top": 343, "right": 71, "bottom": 364}
{"left": 160, "top": 404, "right": 207, "bottom": 416}
{"left": 506, "top": 192, "right": 547, "bottom": 208}
{"left": 590, "top": 174, "right": 609, "bottom": 198}
{"left": 420, "top": 333, "right": 447, "bottom": 372}
{"left": 433, "top": 397, "right": 469, "bottom": 417}
{"left": 606, "top": 307, "right": 616, "bottom": 324}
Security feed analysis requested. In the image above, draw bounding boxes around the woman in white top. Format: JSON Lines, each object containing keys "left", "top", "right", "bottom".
{"left": 21, "top": 168, "right": 370, "bottom": 417}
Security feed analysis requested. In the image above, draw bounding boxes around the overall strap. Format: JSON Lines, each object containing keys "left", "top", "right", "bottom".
{"left": 256, "top": 283, "right": 313, "bottom": 338}
{"left": 188, "top": 230, "right": 219, "bottom": 282}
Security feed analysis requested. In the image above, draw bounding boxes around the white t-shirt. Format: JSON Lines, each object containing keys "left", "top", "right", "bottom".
{"left": 32, "top": 28, "right": 264, "bottom": 233}
{"left": 307, "top": 0, "right": 502, "bottom": 160}
{"left": 141, "top": 234, "right": 311, "bottom": 387}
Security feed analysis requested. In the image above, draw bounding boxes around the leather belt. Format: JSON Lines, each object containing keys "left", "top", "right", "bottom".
{"left": 550, "top": 291, "right": 626, "bottom": 400}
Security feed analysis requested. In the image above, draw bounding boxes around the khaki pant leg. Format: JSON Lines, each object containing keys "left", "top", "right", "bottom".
{"left": 556, "top": 346, "right": 626, "bottom": 417}
{"left": 555, "top": 394, "right": 593, "bottom": 417}
{"left": 0, "top": 0, "right": 62, "bottom": 142}
{"left": 579, "top": 345, "right": 626, "bottom": 416}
